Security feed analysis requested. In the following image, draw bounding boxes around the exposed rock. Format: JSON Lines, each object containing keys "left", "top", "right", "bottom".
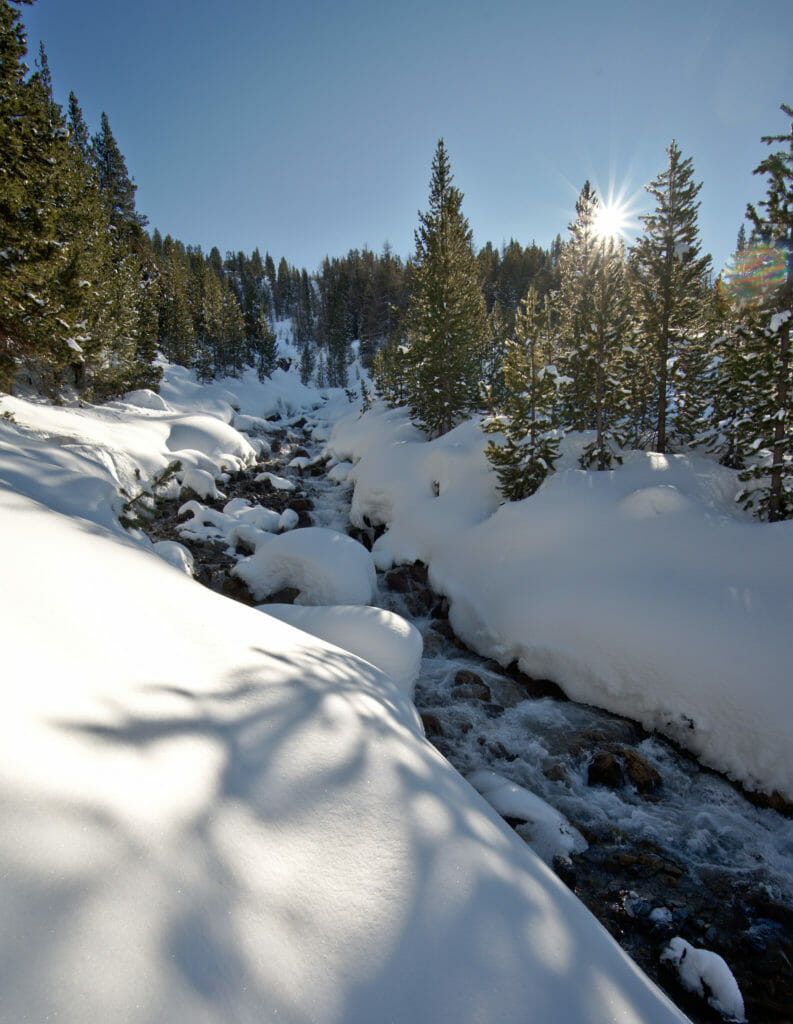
{"left": 588, "top": 751, "right": 625, "bottom": 789}
{"left": 452, "top": 680, "right": 492, "bottom": 702}
{"left": 489, "top": 677, "right": 526, "bottom": 708}
{"left": 420, "top": 712, "right": 444, "bottom": 738}
{"left": 587, "top": 747, "right": 661, "bottom": 794}
{"left": 220, "top": 575, "right": 257, "bottom": 605}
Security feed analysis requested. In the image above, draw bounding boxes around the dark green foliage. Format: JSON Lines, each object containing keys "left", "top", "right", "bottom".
{"left": 405, "top": 140, "right": 487, "bottom": 437}
{"left": 484, "top": 286, "right": 561, "bottom": 499}
{"left": 630, "top": 142, "right": 711, "bottom": 454}
{"left": 711, "top": 104, "right": 793, "bottom": 520}
{"left": 556, "top": 183, "right": 630, "bottom": 470}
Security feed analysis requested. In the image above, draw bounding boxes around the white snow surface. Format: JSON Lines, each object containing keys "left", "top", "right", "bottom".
{"left": 467, "top": 768, "right": 588, "bottom": 865}
{"left": 0, "top": 363, "right": 693, "bottom": 1024}
{"left": 260, "top": 603, "right": 423, "bottom": 700}
{"left": 327, "top": 406, "right": 793, "bottom": 802}
{"left": 234, "top": 526, "right": 377, "bottom": 605}
{"left": 661, "top": 938, "right": 746, "bottom": 1021}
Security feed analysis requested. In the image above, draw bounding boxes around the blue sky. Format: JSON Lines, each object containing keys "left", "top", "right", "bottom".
{"left": 22, "top": 0, "right": 793, "bottom": 275}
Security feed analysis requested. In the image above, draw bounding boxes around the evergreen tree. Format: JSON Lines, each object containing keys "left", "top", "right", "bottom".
{"left": 718, "top": 103, "right": 793, "bottom": 520}
{"left": 91, "top": 111, "right": 146, "bottom": 239}
{"left": 405, "top": 139, "right": 486, "bottom": 437}
{"left": 556, "top": 183, "right": 630, "bottom": 469}
{"left": 157, "top": 238, "right": 195, "bottom": 366}
{"left": 0, "top": 0, "right": 68, "bottom": 389}
{"left": 484, "top": 285, "right": 561, "bottom": 499}
{"left": 630, "top": 141, "right": 712, "bottom": 453}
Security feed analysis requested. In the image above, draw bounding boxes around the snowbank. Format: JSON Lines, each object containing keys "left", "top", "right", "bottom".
{"left": 259, "top": 604, "right": 423, "bottom": 700}
{"left": 327, "top": 405, "right": 793, "bottom": 802}
{"left": 0, "top": 364, "right": 689, "bottom": 1023}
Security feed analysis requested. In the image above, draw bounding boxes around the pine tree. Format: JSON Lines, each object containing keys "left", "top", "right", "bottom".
{"left": 718, "top": 103, "right": 793, "bottom": 520}
{"left": 630, "top": 141, "right": 712, "bottom": 453}
{"left": 0, "top": 1, "right": 69, "bottom": 389}
{"left": 484, "top": 285, "right": 561, "bottom": 499}
{"left": 556, "top": 183, "right": 630, "bottom": 469}
{"left": 91, "top": 112, "right": 146, "bottom": 239}
{"left": 405, "top": 139, "right": 486, "bottom": 437}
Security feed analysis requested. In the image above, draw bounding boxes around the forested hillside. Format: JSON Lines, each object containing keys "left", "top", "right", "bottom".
{"left": 1, "top": 0, "right": 791, "bottom": 520}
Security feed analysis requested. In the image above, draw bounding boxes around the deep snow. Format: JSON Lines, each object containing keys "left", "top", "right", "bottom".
{"left": 327, "top": 406, "right": 793, "bottom": 804}
{"left": 3, "top": 352, "right": 780, "bottom": 1022}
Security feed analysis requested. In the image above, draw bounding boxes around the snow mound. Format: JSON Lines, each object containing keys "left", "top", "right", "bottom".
{"left": 166, "top": 415, "right": 255, "bottom": 464}
{"left": 234, "top": 526, "right": 377, "bottom": 605}
{"left": 179, "top": 466, "right": 225, "bottom": 501}
{"left": 152, "top": 539, "right": 195, "bottom": 575}
{"left": 259, "top": 604, "right": 423, "bottom": 700}
{"left": 661, "top": 937, "right": 745, "bottom": 1021}
{"left": 122, "top": 388, "right": 172, "bottom": 411}
{"left": 467, "top": 768, "right": 588, "bottom": 865}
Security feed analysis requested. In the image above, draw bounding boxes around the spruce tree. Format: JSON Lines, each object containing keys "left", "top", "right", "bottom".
{"left": 556, "top": 183, "right": 630, "bottom": 469}
{"left": 722, "top": 103, "right": 793, "bottom": 520}
{"left": 91, "top": 112, "right": 146, "bottom": 239}
{"left": 0, "top": 0, "right": 67, "bottom": 389}
{"left": 630, "top": 141, "right": 712, "bottom": 453}
{"left": 405, "top": 139, "right": 486, "bottom": 437}
{"left": 484, "top": 285, "right": 561, "bottom": 499}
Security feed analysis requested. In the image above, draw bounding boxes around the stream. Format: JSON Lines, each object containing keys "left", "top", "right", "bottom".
{"left": 142, "top": 412, "right": 793, "bottom": 1024}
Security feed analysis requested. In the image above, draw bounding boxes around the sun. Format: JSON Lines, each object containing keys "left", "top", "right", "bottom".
{"left": 594, "top": 199, "right": 631, "bottom": 242}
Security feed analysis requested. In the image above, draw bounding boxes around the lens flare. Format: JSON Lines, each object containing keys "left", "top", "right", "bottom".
{"left": 719, "top": 243, "right": 788, "bottom": 308}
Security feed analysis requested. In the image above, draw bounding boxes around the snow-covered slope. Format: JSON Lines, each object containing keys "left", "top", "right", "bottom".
{"left": 0, "top": 367, "right": 689, "bottom": 1023}
{"left": 328, "top": 405, "right": 793, "bottom": 803}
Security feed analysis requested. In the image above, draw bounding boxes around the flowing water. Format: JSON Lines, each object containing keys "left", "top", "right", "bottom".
{"left": 145, "top": 415, "right": 793, "bottom": 1023}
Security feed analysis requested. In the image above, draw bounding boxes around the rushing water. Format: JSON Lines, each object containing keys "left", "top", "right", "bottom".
{"left": 150, "top": 416, "right": 793, "bottom": 1022}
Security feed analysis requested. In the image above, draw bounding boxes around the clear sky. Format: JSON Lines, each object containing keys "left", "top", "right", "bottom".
{"left": 22, "top": 0, "right": 793, "bottom": 276}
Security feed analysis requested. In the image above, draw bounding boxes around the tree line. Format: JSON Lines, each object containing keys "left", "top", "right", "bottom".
{"left": 378, "top": 126, "right": 791, "bottom": 523}
{"left": 2, "top": 1, "right": 790, "bottom": 520}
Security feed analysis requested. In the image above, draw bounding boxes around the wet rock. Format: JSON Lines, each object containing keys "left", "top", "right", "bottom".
{"left": 220, "top": 575, "right": 257, "bottom": 605}
{"left": 489, "top": 677, "right": 526, "bottom": 708}
{"left": 502, "top": 661, "right": 568, "bottom": 701}
{"left": 622, "top": 749, "right": 662, "bottom": 793}
{"left": 587, "top": 747, "right": 662, "bottom": 794}
{"left": 420, "top": 712, "right": 444, "bottom": 737}
{"left": 260, "top": 586, "right": 300, "bottom": 604}
{"left": 430, "top": 619, "right": 457, "bottom": 642}
{"left": 451, "top": 679, "right": 492, "bottom": 702}
{"left": 385, "top": 566, "right": 412, "bottom": 593}
{"left": 588, "top": 751, "right": 625, "bottom": 788}
{"left": 543, "top": 760, "right": 571, "bottom": 787}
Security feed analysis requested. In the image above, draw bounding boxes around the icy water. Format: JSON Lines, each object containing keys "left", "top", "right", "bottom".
{"left": 149, "top": 415, "right": 793, "bottom": 1023}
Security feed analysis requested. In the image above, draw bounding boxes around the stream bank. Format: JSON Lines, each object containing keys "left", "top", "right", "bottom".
{"left": 141, "top": 414, "right": 793, "bottom": 1024}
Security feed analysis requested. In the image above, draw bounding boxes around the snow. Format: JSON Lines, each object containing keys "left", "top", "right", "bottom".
{"left": 233, "top": 526, "right": 377, "bottom": 605}
{"left": 661, "top": 938, "right": 746, "bottom": 1022}
{"left": 179, "top": 465, "right": 226, "bottom": 501}
{"left": 327, "top": 405, "right": 793, "bottom": 803}
{"left": 0, "top": 360, "right": 711, "bottom": 1023}
{"left": 260, "top": 604, "right": 423, "bottom": 700}
{"left": 467, "top": 768, "right": 588, "bottom": 865}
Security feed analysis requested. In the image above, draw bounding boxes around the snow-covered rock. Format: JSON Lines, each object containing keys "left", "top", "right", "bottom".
{"left": 233, "top": 526, "right": 377, "bottom": 605}
{"left": 661, "top": 937, "right": 745, "bottom": 1021}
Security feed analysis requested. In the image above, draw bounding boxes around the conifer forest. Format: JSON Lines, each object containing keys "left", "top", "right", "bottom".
{"left": 2, "top": 0, "right": 792, "bottom": 520}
